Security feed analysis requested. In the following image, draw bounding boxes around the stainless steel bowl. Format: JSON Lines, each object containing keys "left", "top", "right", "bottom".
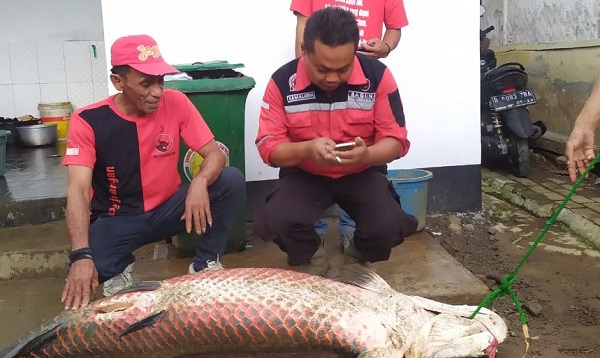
{"left": 16, "top": 124, "right": 58, "bottom": 147}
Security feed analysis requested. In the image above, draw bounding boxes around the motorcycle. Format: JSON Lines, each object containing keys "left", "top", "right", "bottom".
{"left": 479, "top": 9, "right": 546, "bottom": 178}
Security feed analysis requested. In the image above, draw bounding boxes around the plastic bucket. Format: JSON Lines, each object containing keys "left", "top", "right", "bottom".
{"left": 38, "top": 102, "right": 72, "bottom": 141}
{"left": 0, "top": 130, "right": 10, "bottom": 176}
{"left": 387, "top": 169, "right": 433, "bottom": 231}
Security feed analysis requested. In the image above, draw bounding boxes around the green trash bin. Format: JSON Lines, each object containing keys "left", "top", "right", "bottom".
{"left": 164, "top": 61, "right": 255, "bottom": 256}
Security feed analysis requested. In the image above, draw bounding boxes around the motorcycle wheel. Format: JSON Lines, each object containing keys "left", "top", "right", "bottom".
{"left": 508, "top": 133, "right": 531, "bottom": 178}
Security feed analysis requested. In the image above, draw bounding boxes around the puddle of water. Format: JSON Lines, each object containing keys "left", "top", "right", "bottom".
{"left": 535, "top": 243, "right": 583, "bottom": 256}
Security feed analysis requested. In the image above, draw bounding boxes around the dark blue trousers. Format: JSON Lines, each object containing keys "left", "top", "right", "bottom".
{"left": 89, "top": 167, "right": 245, "bottom": 283}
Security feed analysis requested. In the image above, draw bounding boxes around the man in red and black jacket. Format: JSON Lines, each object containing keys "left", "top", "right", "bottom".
{"left": 254, "top": 7, "right": 417, "bottom": 275}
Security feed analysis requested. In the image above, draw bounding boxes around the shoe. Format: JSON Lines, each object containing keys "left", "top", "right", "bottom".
{"left": 340, "top": 232, "right": 354, "bottom": 249}
{"left": 287, "top": 244, "right": 330, "bottom": 276}
{"left": 188, "top": 256, "right": 225, "bottom": 274}
{"left": 343, "top": 241, "right": 376, "bottom": 271}
{"left": 103, "top": 262, "right": 135, "bottom": 297}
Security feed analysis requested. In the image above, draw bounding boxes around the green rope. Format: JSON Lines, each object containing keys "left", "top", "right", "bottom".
{"left": 470, "top": 151, "right": 600, "bottom": 322}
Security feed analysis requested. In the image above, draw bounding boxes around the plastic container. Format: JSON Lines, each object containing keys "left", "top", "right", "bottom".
{"left": 164, "top": 61, "right": 255, "bottom": 254}
{"left": 387, "top": 169, "right": 434, "bottom": 231}
{"left": 0, "top": 130, "right": 11, "bottom": 176}
{"left": 38, "top": 102, "right": 72, "bottom": 141}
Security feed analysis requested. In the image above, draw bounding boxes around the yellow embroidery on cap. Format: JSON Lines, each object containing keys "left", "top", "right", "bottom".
{"left": 137, "top": 45, "right": 162, "bottom": 62}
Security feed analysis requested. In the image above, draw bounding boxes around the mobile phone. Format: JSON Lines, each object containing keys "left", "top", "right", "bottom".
{"left": 334, "top": 142, "right": 356, "bottom": 151}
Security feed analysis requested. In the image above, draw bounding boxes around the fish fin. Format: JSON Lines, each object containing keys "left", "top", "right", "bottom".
{"left": 114, "top": 280, "right": 162, "bottom": 295}
{"left": 0, "top": 313, "right": 70, "bottom": 358}
{"left": 118, "top": 310, "right": 165, "bottom": 339}
{"left": 328, "top": 263, "right": 392, "bottom": 293}
{"left": 96, "top": 301, "right": 133, "bottom": 313}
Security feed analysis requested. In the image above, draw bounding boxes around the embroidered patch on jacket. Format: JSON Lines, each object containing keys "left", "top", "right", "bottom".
{"left": 286, "top": 91, "right": 316, "bottom": 103}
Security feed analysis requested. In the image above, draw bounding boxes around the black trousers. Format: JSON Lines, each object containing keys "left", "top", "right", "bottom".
{"left": 253, "top": 167, "right": 418, "bottom": 264}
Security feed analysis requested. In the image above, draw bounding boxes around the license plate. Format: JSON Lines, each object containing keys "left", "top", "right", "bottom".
{"left": 490, "top": 90, "right": 537, "bottom": 111}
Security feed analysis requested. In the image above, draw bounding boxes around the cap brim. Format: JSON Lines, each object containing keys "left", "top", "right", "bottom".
{"left": 129, "top": 61, "right": 180, "bottom": 76}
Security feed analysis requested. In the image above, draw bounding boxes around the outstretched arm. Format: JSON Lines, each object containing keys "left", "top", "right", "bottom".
{"left": 566, "top": 74, "right": 600, "bottom": 181}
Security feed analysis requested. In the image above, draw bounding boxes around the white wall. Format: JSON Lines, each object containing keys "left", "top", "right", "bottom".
{"left": 101, "top": 0, "right": 480, "bottom": 182}
{"left": 0, "top": 0, "right": 108, "bottom": 118}
{"left": 0, "top": 0, "right": 104, "bottom": 42}
{"left": 482, "top": 0, "right": 600, "bottom": 46}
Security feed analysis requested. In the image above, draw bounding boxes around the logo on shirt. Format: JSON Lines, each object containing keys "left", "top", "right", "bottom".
{"left": 65, "top": 140, "right": 79, "bottom": 156}
{"left": 289, "top": 73, "right": 297, "bottom": 92}
{"left": 154, "top": 134, "right": 173, "bottom": 153}
{"left": 348, "top": 90, "right": 376, "bottom": 102}
{"left": 286, "top": 91, "right": 316, "bottom": 103}
{"left": 106, "top": 166, "right": 121, "bottom": 216}
{"left": 360, "top": 79, "right": 371, "bottom": 92}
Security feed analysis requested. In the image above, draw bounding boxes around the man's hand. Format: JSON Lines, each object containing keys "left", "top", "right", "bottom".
{"left": 330, "top": 137, "right": 369, "bottom": 165}
{"left": 61, "top": 259, "right": 98, "bottom": 310}
{"left": 566, "top": 128, "right": 596, "bottom": 182}
{"left": 359, "top": 38, "right": 390, "bottom": 59}
{"left": 306, "top": 137, "right": 340, "bottom": 166}
{"left": 183, "top": 176, "right": 212, "bottom": 235}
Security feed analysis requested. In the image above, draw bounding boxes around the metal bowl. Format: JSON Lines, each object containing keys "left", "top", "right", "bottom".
{"left": 16, "top": 123, "right": 58, "bottom": 147}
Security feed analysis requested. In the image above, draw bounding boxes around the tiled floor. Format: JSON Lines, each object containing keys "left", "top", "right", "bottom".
{"left": 0, "top": 141, "right": 67, "bottom": 202}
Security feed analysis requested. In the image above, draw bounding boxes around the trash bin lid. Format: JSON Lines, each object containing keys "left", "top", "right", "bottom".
{"left": 172, "top": 60, "right": 245, "bottom": 72}
{"left": 165, "top": 60, "right": 256, "bottom": 93}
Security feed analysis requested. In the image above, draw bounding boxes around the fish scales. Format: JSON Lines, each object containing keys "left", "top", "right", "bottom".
{"left": 1, "top": 266, "right": 507, "bottom": 358}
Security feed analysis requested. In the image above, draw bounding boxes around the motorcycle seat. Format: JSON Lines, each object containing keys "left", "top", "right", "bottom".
{"left": 483, "top": 64, "right": 528, "bottom": 90}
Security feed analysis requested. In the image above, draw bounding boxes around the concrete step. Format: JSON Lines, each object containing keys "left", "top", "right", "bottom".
{"left": 0, "top": 218, "right": 489, "bottom": 308}
{"left": 0, "top": 221, "right": 69, "bottom": 280}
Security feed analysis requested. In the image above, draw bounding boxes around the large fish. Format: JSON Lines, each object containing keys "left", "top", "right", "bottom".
{"left": 1, "top": 265, "right": 507, "bottom": 357}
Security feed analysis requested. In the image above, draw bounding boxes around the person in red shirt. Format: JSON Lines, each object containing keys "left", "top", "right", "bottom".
{"left": 291, "top": 0, "right": 408, "bottom": 59}
{"left": 254, "top": 7, "right": 418, "bottom": 275}
{"left": 61, "top": 35, "right": 245, "bottom": 309}
{"left": 292, "top": 0, "right": 409, "bottom": 247}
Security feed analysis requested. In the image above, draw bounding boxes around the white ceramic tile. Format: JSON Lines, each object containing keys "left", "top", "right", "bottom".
{"left": 9, "top": 42, "right": 39, "bottom": 84}
{"left": 13, "top": 84, "right": 41, "bottom": 117}
{"left": 93, "top": 81, "right": 109, "bottom": 101}
{"left": 0, "top": 43, "right": 11, "bottom": 85}
{"left": 37, "top": 41, "right": 66, "bottom": 83}
{"left": 40, "top": 83, "right": 68, "bottom": 103}
{"left": 67, "top": 82, "right": 94, "bottom": 110}
{"left": 64, "top": 41, "right": 92, "bottom": 83}
{"left": 90, "top": 41, "right": 108, "bottom": 83}
{"left": 0, "top": 85, "right": 15, "bottom": 118}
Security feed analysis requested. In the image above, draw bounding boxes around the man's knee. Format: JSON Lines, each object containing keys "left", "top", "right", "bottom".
{"left": 214, "top": 167, "right": 246, "bottom": 200}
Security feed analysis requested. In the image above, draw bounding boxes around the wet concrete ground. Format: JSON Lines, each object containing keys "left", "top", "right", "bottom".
{"left": 0, "top": 220, "right": 489, "bottom": 355}
{"left": 1, "top": 141, "right": 67, "bottom": 202}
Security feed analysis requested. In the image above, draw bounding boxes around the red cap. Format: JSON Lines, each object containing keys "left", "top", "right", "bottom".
{"left": 110, "top": 35, "right": 179, "bottom": 76}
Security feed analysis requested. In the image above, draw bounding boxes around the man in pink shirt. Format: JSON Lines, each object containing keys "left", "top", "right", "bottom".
{"left": 292, "top": 0, "right": 408, "bottom": 58}
{"left": 61, "top": 35, "right": 245, "bottom": 309}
